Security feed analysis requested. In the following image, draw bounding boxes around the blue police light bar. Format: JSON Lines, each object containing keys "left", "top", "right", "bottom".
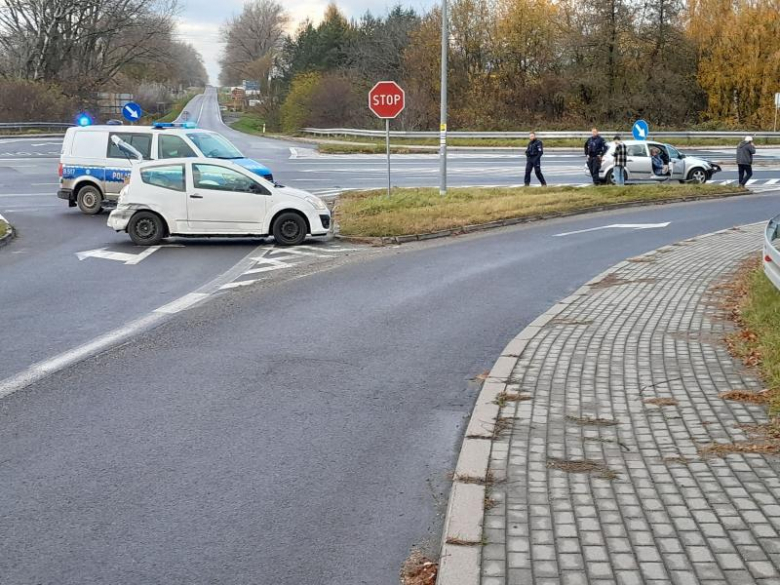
{"left": 76, "top": 112, "right": 93, "bottom": 127}
{"left": 152, "top": 121, "right": 197, "bottom": 129}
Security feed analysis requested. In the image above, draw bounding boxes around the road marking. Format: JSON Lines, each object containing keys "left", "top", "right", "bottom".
{"left": 0, "top": 242, "right": 269, "bottom": 399}
{"left": 767, "top": 179, "right": 780, "bottom": 185}
{"left": 554, "top": 222, "right": 671, "bottom": 237}
{"left": 76, "top": 246, "right": 161, "bottom": 265}
{"left": 154, "top": 292, "right": 209, "bottom": 315}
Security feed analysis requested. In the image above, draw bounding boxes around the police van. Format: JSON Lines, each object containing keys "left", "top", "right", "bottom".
{"left": 58, "top": 122, "right": 274, "bottom": 214}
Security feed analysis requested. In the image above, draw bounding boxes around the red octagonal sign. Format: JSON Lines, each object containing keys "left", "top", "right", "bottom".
{"left": 368, "top": 81, "right": 405, "bottom": 119}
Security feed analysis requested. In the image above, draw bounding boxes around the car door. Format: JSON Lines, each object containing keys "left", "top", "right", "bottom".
{"left": 626, "top": 143, "right": 651, "bottom": 181}
{"left": 664, "top": 144, "right": 686, "bottom": 180}
{"left": 186, "top": 163, "right": 269, "bottom": 233}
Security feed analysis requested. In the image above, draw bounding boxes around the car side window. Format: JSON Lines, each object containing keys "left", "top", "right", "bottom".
{"left": 192, "top": 164, "right": 269, "bottom": 194}
{"left": 140, "top": 164, "right": 185, "bottom": 192}
{"left": 108, "top": 133, "right": 152, "bottom": 159}
{"left": 627, "top": 144, "right": 648, "bottom": 157}
{"left": 159, "top": 135, "right": 196, "bottom": 159}
{"left": 666, "top": 145, "right": 681, "bottom": 159}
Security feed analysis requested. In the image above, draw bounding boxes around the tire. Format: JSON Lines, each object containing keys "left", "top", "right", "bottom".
{"left": 272, "top": 212, "right": 307, "bottom": 246}
{"left": 128, "top": 211, "right": 164, "bottom": 246}
{"left": 77, "top": 185, "right": 103, "bottom": 215}
{"left": 687, "top": 168, "right": 708, "bottom": 184}
{"left": 605, "top": 168, "right": 626, "bottom": 185}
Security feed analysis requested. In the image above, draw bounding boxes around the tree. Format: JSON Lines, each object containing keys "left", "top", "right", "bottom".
{"left": 0, "top": 0, "right": 179, "bottom": 92}
{"left": 218, "top": 0, "right": 289, "bottom": 87}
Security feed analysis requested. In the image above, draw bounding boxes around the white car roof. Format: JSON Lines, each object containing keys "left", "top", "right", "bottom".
{"left": 69, "top": 125, "right": 213, "bottom": 134}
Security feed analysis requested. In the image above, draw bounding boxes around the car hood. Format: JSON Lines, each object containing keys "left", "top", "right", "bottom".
{"left": 232, "top": 157, "right": 272, "bottom": 177}
{"left": 273, "top": 184, "right": 314, "bottom": 202}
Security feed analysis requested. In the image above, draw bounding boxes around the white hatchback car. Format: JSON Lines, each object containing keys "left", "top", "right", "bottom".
{"left": 107, "top": 158, "right": 330, "bottom": 246}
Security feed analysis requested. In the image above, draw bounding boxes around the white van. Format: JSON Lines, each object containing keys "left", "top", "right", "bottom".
{"left": 58, "top": 122, "right": 273, "bottom": 214}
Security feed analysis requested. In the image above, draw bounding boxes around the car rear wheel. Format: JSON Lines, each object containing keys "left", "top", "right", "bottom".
{"left": 128, "top": 211, "right": 164, "bottom": 246}
{"left": 687, "top": 168, "right": 708, "bottom": 184}
{"left": 272, "top": 212, "right": 307, "bottom": 246}
{"left": 77, "top": 185, "right": 103, "bottom": 215}
{"left": 605, "top": 168, "right": 626, "bottom": 185}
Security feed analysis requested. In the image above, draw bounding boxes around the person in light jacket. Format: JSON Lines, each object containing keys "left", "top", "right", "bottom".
{"left": 736, "top": 136, "right": 756, "bottom": 187}
{"left": 524, "top": 132, "right": 546, "bottom": 186}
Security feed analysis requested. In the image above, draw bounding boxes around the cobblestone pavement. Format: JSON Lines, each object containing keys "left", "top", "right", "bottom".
{"left": 482, "top": 223, "right": 780, "bottom": 585}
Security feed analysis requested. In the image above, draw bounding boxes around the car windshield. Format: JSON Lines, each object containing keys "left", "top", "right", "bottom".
{"left": 186, "top": 132, "right": 243, "bottom": 159}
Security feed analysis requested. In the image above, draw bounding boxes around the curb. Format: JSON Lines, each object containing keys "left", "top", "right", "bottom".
{"left": 435, "top": 225, "right": 755, "bottom": 584}
{"left": 336, "top": 191, "right": 747, "bottom": 246}
{"left": 0, "top": 215, "right": 15, "bottom": 249}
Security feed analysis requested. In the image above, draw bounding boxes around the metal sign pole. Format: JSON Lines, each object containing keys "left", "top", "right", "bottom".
{"left": 386, "top": 118, "right": 391, "bottom": 198}
{"left": 775, "top": 105, "right": 778, "bottom": 133}
{"left": 439, "top": 0, "right": 448, "bottom": 196}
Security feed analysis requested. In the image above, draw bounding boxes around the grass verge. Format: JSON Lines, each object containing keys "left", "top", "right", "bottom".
{"left": 153, "top": 92, "right": 198, "bottom": 124}
{"left": 336, "top": 184, "right": 746, "bottom": 238}
{"left": 0, "top": 219, "right": 8, "bottom": 238}
{"left": 230, "top": 113, "right": 267, "bottom": 135}
{"left": 311, "top": 135, "right": 780, "bottom": 152}
{"left": 726, "top": 259, "right": 780, "bottom": 415}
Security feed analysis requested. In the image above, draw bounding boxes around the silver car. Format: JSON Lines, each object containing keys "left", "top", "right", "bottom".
{"left": 590, "top": 140, "right": 721, "bottom": 185}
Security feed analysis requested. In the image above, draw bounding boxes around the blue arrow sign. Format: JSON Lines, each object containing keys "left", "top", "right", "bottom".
{"left": 632, "top": 119, "right": 649, "bottom": 141}
{"left": 122, "top": 102, "right": 143, "bottom": 122}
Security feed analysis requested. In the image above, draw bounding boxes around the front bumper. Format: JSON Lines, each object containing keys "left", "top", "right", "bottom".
{"left": 107, "top": 208, "right": 132, "bottom": 232}
{"left": 308, "top": 210, "right": 332, "bottom": 236}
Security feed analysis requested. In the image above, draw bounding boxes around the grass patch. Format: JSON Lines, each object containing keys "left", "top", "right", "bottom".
{"left": 727, "top": 262, "right": 780, "bottom": 415}
{"left": 0, "top": 220, "right": 7, "bottom": 238}
{"left": 336, "top": 184, "right": 746, "bottom": 238}
{"left": 319, "top": 142, "right": 435, "bottom": 155}
{"left": 153, "top": 92, "right": 198, "bottom": 124}
{"left": 231, "top": 113, "right": 267, "bottom": 136}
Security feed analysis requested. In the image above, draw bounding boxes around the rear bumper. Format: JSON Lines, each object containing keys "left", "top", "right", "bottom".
{"left": 57, "top": 188, "right": 73, "bottom": 201}
{"left": 107, "top": 208, "right": 132, "bottom": 232}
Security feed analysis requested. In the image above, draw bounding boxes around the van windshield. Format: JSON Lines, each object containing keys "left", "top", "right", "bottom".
{"left": 186, "top": 132, "right": 243, "bottom": 159}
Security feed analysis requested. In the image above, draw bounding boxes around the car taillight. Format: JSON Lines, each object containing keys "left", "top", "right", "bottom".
{"left": 58, "top": 163, "right": 63, "bottom": 177}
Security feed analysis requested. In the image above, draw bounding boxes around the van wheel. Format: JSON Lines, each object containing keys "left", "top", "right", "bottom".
{"left": 77, "top": 185, "right": 103, "bottom": 215}
{"left": 272, "top": 212, "right": 307, "bottom": 246}
{"left": 128, "top": 211, "right": 164, "bottom": 246}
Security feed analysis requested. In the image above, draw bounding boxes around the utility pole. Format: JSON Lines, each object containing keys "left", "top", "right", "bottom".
{"left": 439, "top": 0, "right": 448, "bottom": 196}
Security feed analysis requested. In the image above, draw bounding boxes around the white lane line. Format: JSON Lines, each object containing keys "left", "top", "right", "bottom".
{"left": 154, "top": 292, "right": 209, "bottom": 315}
{"left": 0, "top": 193, "right": 51, "bottom": 198}
{"left": 767, "top": 179, "right": 780, "bottom": 185}
{"left": 76, "top": 246, "right": 161, "bottom": 265}
{"left": 746, "top": 179, "right": 757, "bottom": 185}
{"left": 290, "top": 147, "right": 299, "bottom": 159}
{"left": 0, "top": 242, "right": 270, "bottom": 400}
{"left": 554, "top": 222, "right": 671, "bottom": 237}
{"left": 241, "top": 262, "right": 297, "bottom": 276}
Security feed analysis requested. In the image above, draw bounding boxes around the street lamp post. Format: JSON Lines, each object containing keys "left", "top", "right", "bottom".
{"left": 439, "top": 0, "right": 448, "bottom": 196}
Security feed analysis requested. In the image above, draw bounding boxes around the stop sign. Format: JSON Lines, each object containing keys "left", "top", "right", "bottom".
{"left": 368, "top": 81, "right": 405, "bottom": 119}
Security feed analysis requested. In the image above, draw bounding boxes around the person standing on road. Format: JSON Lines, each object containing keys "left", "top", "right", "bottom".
{"left": 612, "top": 135, "right": 627, "bottom": 186}
{"left": 737, "top": 136, "right": 756, "bottom": 187}
{"left": 584, "top": 128, "right": 608, "bottom": 185}
{"left": 524, "top": 132, "right": 547, "bottom": 187}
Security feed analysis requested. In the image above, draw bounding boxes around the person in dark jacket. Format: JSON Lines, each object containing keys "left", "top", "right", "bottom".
{"left": 737, "top": 136, "right": 756, "bottom": 186}
{"left": 584, "top": 128, "right": 608, "bottom": 185}
{"left": 524, "top": 132, "right": 546, "bottom": 186}
{"left": 612, "top": 135, "right": 627, "bottom": 185}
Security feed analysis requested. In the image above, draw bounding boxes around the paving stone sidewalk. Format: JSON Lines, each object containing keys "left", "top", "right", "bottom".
{"left": 482, "top": 224, "right": 780, "bottom": 585}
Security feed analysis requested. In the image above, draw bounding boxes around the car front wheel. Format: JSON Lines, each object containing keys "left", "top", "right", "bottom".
{"left": 128, "top": 211, "right": 164, "bottom": 246}
{"left": 687, "top": 168, "right": 708, "bottom": 184}
{"left": 272, "top": 212, "right": 307, "bottom": 246}
{"left": 77, "top": 185, "right": 103, "bottom": 215}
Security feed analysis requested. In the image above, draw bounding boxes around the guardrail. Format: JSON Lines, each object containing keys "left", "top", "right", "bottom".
{"left": 764, "top": 215, "right": 780, "bottom": 291}
{"left": 0, "top": 122, "right": 73, "bottom": 134}
{"left": 303, "top": 128, "right": 780, "bottom": 141}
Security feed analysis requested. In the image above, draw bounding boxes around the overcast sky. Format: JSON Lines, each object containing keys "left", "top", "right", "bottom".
{"left": 175, "top": 0, "right": 435, "bottom": 84}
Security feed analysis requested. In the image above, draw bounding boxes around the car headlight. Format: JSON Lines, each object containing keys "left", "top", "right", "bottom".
{"left": 305, "top": 195, "right": 327, "bottom": 211}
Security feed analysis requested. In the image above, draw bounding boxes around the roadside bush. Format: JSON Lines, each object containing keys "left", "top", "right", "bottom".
{"left": 280, "top": 72, "right": 371, "bottom": 133}
{"left": 0, "top": 80, "right": 79, "bottom": 122}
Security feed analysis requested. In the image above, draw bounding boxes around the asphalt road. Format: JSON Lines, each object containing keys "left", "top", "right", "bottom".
{"left": 3, "top": 90, "right": 780, "bottom": 585}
